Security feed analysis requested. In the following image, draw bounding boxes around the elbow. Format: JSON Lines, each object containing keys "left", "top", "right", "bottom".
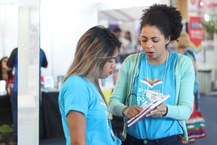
{"left": 70, "top": 140, "right": 85, "bottom": 145}
{"left": 108, "top": 99, "right": 125, "bottom": 117}
{"left": 108, "top": 99, "right": 116, "bottom": 114}
{"left": 186, "top": 107, "right": 193, "bottom": 120}
{"left": 181, "top": 106, "right": 193, "bottom": 120}
{"left": 166, "top": 104, "right": 193, "bottom": 120}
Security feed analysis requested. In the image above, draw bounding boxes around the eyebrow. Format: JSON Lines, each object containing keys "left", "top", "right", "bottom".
{"left": 140, "top": 36, "right": 159, "bottom": 39}
{"left": 96, "top": 56, "right": 117, "bottom": 59}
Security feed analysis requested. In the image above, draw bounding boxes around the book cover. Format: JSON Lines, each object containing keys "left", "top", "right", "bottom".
{"left": 127, "top": 90, "right": 169, "bottom": 127}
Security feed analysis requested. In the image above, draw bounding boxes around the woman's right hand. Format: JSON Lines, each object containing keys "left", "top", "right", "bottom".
{"left": 122, "top": 105, "right": 143, "bottom": 118}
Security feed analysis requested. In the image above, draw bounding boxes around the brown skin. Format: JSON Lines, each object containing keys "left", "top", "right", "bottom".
{"left": 67, "top": 48, "right": 119, "bottom": 145}
{"left": 147, "top": 103, "right": 168, "bottom": 117}
{"left": 123, "top": 104, "right": 168, "bottom": 118}
{"left": 140, "top": 25, "right": 170, "bottom": 65}
{"left": 67, "top": 111, "right": 86, "bottom": 145}
{"left": 123, "top": 105, "right": 142, "bottom": 118}
{"left": 123, "top": 25, "right": 169, "bottom": 118}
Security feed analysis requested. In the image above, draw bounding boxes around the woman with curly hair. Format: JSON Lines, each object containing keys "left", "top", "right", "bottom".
{"left": 109, "top": 4, "right": 195, "bottom": 145}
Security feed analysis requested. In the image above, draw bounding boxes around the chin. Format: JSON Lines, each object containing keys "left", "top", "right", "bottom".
{"left": 103, "top": 74, "right": 110, "bottom": 79}
{"left": 99, "top": 75, "right": 107, "bottom": 79}
{"left": 103, "top": 75, "right": 109, "bottom": 79}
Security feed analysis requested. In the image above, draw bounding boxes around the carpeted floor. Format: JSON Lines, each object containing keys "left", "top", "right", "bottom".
{"left": 39, "top": 95, "right": 217, "bottom": 145}
{"left": 190, "top": 95, "right": 217, "bottom": 145}
{"left": 40, "top": 137, "right": 65, "bottom": 145}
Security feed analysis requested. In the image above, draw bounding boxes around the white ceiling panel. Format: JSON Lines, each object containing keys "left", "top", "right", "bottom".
{"left": 98, "top": 6, "right": 147, "bottom": 22}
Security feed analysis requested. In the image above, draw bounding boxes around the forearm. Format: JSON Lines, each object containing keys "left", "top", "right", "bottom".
{"left": 166, "top": 80, "right": 194, "bottom": 120}
{"left": 109, "top": 99, "right": 126, "bottom": 116}
{"left": 165, "top": 55, "right": 194, "bottom": 120}
{"left": 166, "top": 104, "right": 192, "bottom": 120}
{"left": 109, "top": 64, "right": 129, "bottom": 116}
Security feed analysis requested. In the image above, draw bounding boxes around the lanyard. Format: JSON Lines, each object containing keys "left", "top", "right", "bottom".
{"left": 88, "top": 81, "right": 117, "bottom": 141}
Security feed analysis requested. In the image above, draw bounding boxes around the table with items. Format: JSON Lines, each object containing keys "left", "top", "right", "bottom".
{"left": 40, "top": 90, "right": 64, "bottom": 139}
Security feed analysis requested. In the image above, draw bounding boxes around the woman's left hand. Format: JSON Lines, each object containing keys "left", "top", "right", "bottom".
{"left": 146, "top": 103, "right": 168, "bottom": 118}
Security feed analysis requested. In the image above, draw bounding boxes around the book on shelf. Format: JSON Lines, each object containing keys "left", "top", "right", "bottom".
{"left": 127, "top": 90, "right": 169, "bottom": 127}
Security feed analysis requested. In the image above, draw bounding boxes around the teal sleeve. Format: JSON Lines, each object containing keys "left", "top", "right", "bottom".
{"left": 63, "top": 76, "right": 89, "bottom": 118}
{"left": 108, "top": 55, "right": 138, "bottom": 116}
{"left": 108, "top": 59, "right": 129, "bottom": 116}
{"left": 166, "top": 56, "right": 194, "bottom": 120}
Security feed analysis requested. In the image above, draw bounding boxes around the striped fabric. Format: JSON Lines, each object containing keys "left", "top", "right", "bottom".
{"left": 182, "top": 102, "right": 206, "bottom": 143}
{"left": 186, "top": 111, "right": 206, "bottom": 139}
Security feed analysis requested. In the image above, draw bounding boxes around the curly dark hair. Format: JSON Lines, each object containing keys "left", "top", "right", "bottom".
{"left": 140, "top": 4, "right": 183, "bottom": 41}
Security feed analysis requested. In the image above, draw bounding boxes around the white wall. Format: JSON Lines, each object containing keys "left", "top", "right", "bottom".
{"left": 40, "top": 0, "right": 99, "bottom": 80}
{"left": 0, "top": 0, "right": 99, "bottom": 80}
{"left": 0, "top": 4, "right": 18, "bottom": 58}
{"left": 40, "top": 0, "right": 170, "bottom": 80}
{"left": 38, "top": 0, "right": 216, "bottom": 91}
{"left": 1, "top": 0, "right": 170, "bottom": 80}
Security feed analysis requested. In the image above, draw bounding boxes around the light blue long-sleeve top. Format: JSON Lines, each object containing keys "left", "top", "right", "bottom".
{"left": 108, "top": 52, "right": 195, "bottom": 140}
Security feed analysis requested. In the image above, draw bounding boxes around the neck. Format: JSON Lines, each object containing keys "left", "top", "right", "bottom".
{"left": 87, "top": 76, "right": 96, "bottom": 84}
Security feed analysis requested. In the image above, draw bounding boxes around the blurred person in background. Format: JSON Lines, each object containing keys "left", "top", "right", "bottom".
{"left": 0, "top": 56, "right": 13, "bottom": 124}
{"left": 177, "top": 32, "right": 200, "bottom": 111}
{"left": 177, "top": 32, "right": 201, "bottom": 144}
{"left": 112, "top": 27, "right": 123, "bottom": 63}
{"left": 120, "top": 31, "right": 136, "bottom": 61}
{"left": 7, "top": 47, "right": 48, "bottom": 144}
{"left": 0, "top": 57, "right": 13, "bottom": 96}
{"left": 113, "top": 27, "right": 122, "bottom": 42}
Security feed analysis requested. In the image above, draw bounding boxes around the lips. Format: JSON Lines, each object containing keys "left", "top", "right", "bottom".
{"left": 109, "top": 71, "right": 112, "bottom": 75}
{"left": 147, "top": 52, "right": 154, "bottom": 56}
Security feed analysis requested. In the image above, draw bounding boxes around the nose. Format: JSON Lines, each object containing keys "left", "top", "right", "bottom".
{"left": 146, "top": 40, "right": 154, "bottom": 49}
{"left": 112, "top": 60, "right": 116, "bottom": 69}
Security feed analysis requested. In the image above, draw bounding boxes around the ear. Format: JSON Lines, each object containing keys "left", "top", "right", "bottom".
{"left": 166, "top": 37, "right": 171, "bottom": 45}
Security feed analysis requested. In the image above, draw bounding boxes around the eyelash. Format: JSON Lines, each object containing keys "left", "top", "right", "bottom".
{"left": 141, "top": 39, "right": 159, "bottom": 43}
{"left": 108, "top": 59, "right": 115, "bottom": 63}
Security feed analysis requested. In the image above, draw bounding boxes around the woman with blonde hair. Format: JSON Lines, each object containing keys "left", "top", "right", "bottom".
{"left": 58, "top": 25, "right": 121, "bottom": 145}
{"left": 177, "top": 32, "right": 199, "bottom": 111}
{"left": 177, "top": 32, "right": 202, "bottom": 144}
{"left": 177, "top": 32, "right": 190, "bottom": 53}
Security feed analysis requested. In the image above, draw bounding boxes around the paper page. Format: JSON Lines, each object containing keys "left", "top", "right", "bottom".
{"left": 127, "top": 91, "right": 169, "bottom": 127}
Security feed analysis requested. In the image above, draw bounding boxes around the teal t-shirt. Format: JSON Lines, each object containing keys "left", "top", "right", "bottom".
{"left": 128, "top": 51, "right": 184, "bottom": 139}
{"left": 58, "top": 75, "right": 121, "bottom": 145}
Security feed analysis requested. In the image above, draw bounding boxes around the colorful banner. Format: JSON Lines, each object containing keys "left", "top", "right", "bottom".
{"left": 188, "top": 0, "right": 203, "bottom": 12}
{"left": 188, "top": 16, "right": 204, "bottom": 51}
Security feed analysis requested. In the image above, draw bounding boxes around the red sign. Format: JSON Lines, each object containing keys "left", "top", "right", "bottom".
{"left": 188, "top": 16, "right": 204, "bottom": 50}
